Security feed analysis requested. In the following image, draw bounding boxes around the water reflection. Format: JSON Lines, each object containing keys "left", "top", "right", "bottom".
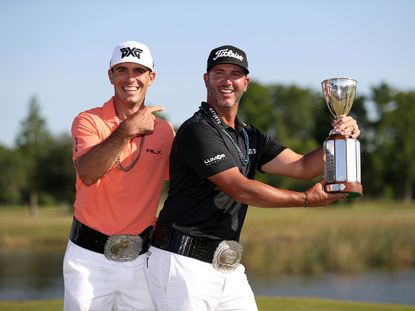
{"left": 249, "top": 269, "right": 415, "bottom": 305}
{"left": 0, "top": 247, "right": 65, "bottom": 300}
{"left": 1, "top": 247, "right": 414, "bottom": 305}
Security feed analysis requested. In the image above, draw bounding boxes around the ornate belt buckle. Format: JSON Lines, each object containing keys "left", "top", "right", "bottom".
{"left": 212, "top": 240, "right": 243, "bottom": 273}
{"left": 104, "top": 234, "right": 143, "bottom": 262}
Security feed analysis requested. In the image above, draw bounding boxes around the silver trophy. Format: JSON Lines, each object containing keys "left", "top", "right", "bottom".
{"left": 321, "top": 78, "right": 363, "bottom": 197}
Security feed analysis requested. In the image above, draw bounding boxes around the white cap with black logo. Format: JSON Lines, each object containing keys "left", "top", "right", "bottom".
{"left": 109, "top": 41, "right": 154, "bottom": 71}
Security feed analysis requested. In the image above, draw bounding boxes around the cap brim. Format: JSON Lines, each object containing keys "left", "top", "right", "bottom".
{"left": 207, "top": 61, "right": 249, "bottom": 74}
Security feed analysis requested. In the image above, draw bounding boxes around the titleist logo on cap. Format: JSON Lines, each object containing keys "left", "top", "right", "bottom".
{"left": 212, "top": 49, "right": 244, "bottom": 62}
{"left": 207, "top": 45, "right": 249, "bottom": 74}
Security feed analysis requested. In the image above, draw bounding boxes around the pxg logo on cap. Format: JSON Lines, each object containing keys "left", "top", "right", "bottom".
{"left": 207, "top": 45, "right": 249, "bottom": 74}
{"left": 110, "top": 41, "right": 154, "bottom": 71}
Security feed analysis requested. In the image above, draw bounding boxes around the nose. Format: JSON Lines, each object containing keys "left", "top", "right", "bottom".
{"left": 221, "top": 75, "right": 232, "bottom": 85}
{"left": 126, "top": 71, "right": 135, "bottom": 80}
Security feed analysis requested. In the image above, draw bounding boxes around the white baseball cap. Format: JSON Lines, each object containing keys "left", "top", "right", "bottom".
{"left": 109, "top": 41, "right": 154, "bottom": 71}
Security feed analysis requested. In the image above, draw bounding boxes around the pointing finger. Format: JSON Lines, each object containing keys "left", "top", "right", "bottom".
{"left": 146, "top": 106, "right": 164, "bottom": 114}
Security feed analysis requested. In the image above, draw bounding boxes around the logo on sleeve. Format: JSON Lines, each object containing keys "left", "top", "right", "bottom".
{"left": 204, "top": 154, "right": 226, "bottom": 166}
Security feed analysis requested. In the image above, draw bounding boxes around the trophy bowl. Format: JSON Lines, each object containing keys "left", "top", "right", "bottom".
{"left": 321, "top": 78, "right": 363, "bottom": 197}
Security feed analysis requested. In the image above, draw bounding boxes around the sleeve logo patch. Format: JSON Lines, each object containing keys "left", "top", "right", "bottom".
{"left": 204, "top": 154, "right": 227, "bottom": 166}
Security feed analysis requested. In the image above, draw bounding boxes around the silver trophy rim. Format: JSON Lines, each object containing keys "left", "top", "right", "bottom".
{"left": 321, "top": 77, "right": 357, "bottom": 86}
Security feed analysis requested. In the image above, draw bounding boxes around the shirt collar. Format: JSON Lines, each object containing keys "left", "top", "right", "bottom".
{"left": 102, "top": 97, "right": 119, "bottom": 125}
{"left": 201, "top": 101, "right": 246, "bottom": 133}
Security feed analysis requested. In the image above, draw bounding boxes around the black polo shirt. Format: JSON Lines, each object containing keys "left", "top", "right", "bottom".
{"left": 157, "top": 102, "right": 286, "bottom": 241}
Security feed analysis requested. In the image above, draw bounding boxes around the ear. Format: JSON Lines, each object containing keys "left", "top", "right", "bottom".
{"left": 108, "top": 69, "right": 114, "bottom": 85}
{"left": 203, "top": 73, "right": 209, "bottom": 87}
{"left": 244, "top": 76, "right": 250, "bottom": 92}
{"left": 148, "top": 71, "right": 156, "bottom": 86}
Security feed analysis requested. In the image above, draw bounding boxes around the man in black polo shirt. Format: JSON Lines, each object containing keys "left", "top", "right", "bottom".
{"left": 145, "top": 45, "right": 361, "bottom": 311}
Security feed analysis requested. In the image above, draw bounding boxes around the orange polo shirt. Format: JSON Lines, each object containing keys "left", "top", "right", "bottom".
{"left": 71, "top": 97, "right": 175, "bottom": 235}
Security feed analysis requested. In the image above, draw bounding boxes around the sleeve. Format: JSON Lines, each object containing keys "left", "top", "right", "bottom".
{"left": 163, "top": 121, "right": 176, "bottom": 181}
{"left": 256, "top": 130, "right": 287, "bottom": 172}
{"left": 177, "top": 122, "right": 238, "bottom": 179}
{"left": 71, "top": 112, "right": 102, "bottom": 163}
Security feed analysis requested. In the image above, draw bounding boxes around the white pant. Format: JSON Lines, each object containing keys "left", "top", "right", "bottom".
{"left": 145, "top": 246, "right": 258, "bottom": 311}
{"left": 63, "top": 240, "right": 155, "bottom": 311}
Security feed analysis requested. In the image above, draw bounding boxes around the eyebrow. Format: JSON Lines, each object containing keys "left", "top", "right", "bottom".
{"left": 114, "top": 66, "right": 127, "bottom": 71}
{"left": 213, "top": 69, "right": 244, "bottom": 75}
{"left": 114, "top": 65, "right": 148, "bottom": 72}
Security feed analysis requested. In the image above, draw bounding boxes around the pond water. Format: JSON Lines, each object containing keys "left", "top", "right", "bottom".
{"left": 1, "top": 247, "right": 414, "bottom": 305}
{"left": 249, "top": 269, "right": 415, "bottom": 305}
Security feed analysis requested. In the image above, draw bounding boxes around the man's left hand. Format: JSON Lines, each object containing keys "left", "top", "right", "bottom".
{"left": 332, "top": 116, "right": 360, "bottom": 139}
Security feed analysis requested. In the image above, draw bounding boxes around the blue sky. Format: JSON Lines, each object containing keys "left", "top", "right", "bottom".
{"left": 1, "top": 0, "right": 414, "bottom": 146}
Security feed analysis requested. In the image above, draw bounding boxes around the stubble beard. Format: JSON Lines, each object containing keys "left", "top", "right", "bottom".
{"left": 208, "top": 86, "right": 240, "bottom": 110}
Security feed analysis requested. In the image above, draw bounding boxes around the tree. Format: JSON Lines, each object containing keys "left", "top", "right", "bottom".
{"left": 0, "top": 145, "right": 27, "bottom": 204}
{"left": 240, "top": 82, "right": 323, "bottom": 191}
{"left": 377, "top": 89, "right": 415, "bottom": 202}
{"left": 393, "top": 91, "right": 415, "bottom": 202}
{"left": 37, "top": 134, "right": 76, "bottom": 204}
{"left": 15, "top": 96, "right": 52, "bottom": 215}
{"left": 360, "top": 83, "right": 415, "bottom": 202}
{"left": 239, "top": 81, "right": 276, "bottom": 135}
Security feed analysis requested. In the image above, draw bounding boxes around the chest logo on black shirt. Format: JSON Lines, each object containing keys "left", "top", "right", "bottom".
{"left": 204, "top": 153, "right": 227, "bottom": 166}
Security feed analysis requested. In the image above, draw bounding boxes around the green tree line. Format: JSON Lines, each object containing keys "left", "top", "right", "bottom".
{"left": 0, "top": 81, "right": 414, "bottom": 209}
{"left": 0, "top": 97, "right": 75, "bottom": 212}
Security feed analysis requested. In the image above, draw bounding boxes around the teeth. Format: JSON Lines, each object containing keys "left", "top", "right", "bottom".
{"left": 124, "top": 87, "right": 138, "bottom": 91}
{"left": 221, "top": 89, "right": 232, "bottom": 94}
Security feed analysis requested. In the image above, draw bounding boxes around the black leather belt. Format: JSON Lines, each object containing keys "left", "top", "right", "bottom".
{"left": 69, "top": 217, "right": 153, "bottom": 255}
{"left": 151, "top": 225, "right": 221, "bottom": 263}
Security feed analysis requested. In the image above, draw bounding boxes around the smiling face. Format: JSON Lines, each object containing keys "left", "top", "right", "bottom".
{"left": 204, "top": 63, "right": 250, "bottom": 112}
{"left": 108, "top": 62, "right": 155, "bottom": 108}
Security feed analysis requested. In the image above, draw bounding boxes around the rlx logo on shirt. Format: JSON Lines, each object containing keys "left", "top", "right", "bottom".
{"left": 204, "top": 154, "right": 226, "bottom": 166}
{"left": 146, "top": 148, "right": 161, "bottom": 155}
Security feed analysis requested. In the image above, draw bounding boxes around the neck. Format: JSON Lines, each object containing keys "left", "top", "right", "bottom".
{"left": 221, "top": 114, "right": 235, "bottom": 128}
{"left": 207, "top": 102, "right": 238, "bottom": 129}
{"left": 114, "top": 97, "right": 144, "bottom": 121}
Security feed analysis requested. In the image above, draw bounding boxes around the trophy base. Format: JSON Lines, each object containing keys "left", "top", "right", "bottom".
{"left": 324, "top": 182, "right": 363, "bottom": 198}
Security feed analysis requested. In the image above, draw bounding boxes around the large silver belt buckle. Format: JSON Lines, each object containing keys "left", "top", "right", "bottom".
{"left": 212, "top": 240, "right": 243, "bottom": 273}
{"left": 104, "top": 234, "right": 143, "bottom": 262}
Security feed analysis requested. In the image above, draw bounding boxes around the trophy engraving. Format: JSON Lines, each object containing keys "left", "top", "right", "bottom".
{"left": 321, "top": 78, "right": 363, "bottom": 197}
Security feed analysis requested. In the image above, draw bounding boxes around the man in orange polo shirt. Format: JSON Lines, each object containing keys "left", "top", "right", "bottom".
{"left": 63, "top": 41, "right": 174, "bottom": 310}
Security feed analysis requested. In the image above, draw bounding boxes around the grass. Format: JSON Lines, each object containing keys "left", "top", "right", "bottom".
{"left": 1, "top": 297, "right": 415, "bottom": 311}
{"left": 1, "top": 201, "right": 415, "bottom": 275}
{"left": 0, "top": 206, "right": 72, "bottom": 246}
{"left": 241, "top": 200, "right": 415, "bottom": 275}
{"left": 257, "top": 296, "right": 415, "bottom": 311}
{"left": 0, "top": 300, "right": 63, "bottom": 311}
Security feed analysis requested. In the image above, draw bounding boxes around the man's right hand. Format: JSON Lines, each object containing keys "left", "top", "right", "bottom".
{"left": 304, "top": 180, "right": 347, "bottom": 207}
{"left": 119, "top": 106, "right": 164, "bottom": 139}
